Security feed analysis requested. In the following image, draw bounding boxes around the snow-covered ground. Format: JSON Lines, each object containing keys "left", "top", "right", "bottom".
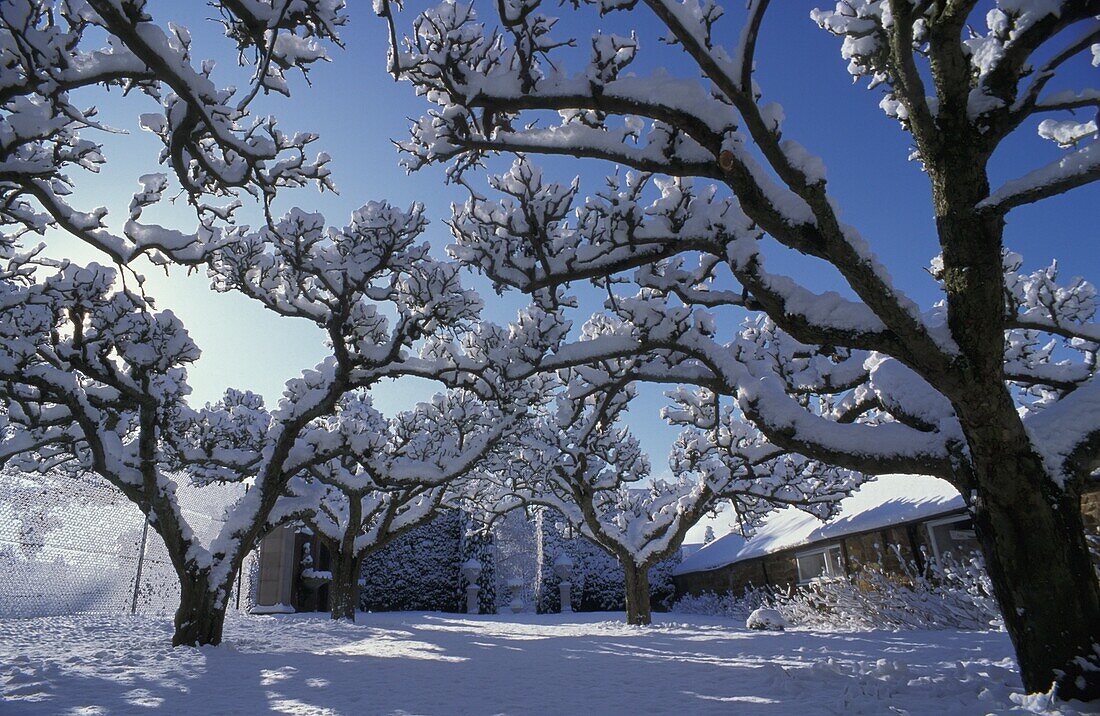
{"left": 0, "top": 611, "right": 1085, "bottom": 715}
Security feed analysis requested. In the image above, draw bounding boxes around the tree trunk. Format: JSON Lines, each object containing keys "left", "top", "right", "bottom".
{"left": 930, "top": 145, "right": 1100, "bottom": 702}
{"left": 623, "top": 561, "right": 652, "bottom": 626}
{"left": 948, "top": 346, "right": 1100, "bottom": 702}
{"left": 969, "top": 448, "right": 1100, "bottom": 701}
{"left": 173, "top": 573, "right": 228, "bottom": 647}
{"left": 329, "top": 549, "right": 362, "bottom": 622}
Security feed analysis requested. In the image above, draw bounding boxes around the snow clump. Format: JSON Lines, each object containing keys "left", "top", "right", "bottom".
{"left": 747, "top": 607, "right": 788, "bottom": 631}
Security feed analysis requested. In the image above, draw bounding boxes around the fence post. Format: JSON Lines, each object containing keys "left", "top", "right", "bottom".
{"left": 236, "top": 555, "right": 244, "bottom": 611}
{"left": 235, "top": 483, "right": 250, "bottom": 612}
{"left": 130, "top": 517, "right": 150, "bottom": 614}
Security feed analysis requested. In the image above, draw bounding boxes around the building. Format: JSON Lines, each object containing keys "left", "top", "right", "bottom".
{"left": 254, "top": 474, "right": 1100, "bottom": 612}
{"left": 674, "top": 474, "right": 1100, "bottom": 599}
{"left": 674, "top": 475, "right": 978, "bottom": 597}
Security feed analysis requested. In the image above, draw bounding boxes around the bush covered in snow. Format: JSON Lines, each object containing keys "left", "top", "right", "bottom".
{"left": 674, "top": 550, "right": 1001, "bottom": 631}
{"left": 673, "top": 590, "right": 768, "bottom": 623}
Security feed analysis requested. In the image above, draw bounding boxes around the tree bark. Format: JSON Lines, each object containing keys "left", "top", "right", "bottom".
{"left": 623, "top": 561, "right": 652, "bottom": 626}
{"left": 328, "top": 549, "right": 362, "bottom": 622}
{"left": 173, "top": 573, "right": 228, "bottom": 647}
{"left": 930, "top": 137, "right": 1100, "bottom": 702}
{"left": 968, "top": 441, "right": 1100, "bottom": 701}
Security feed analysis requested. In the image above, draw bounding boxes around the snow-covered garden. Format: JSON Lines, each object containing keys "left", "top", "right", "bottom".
{"left": 0, "top": 611, "right": 1080, "bottom": 715}
{"left": 2, "top": 0, "right": 1099, "bottom": 712}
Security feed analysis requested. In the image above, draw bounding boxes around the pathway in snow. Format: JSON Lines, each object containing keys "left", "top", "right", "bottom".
{"left": 0, "top": 612, "right": 1083, "bottom": 715}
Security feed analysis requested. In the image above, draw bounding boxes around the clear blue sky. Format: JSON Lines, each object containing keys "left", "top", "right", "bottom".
{"left": 48, "top": 1, "right": 1099, "bottom": 500}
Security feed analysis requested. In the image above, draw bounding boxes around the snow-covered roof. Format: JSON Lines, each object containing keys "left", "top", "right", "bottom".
{"left": 673, "top": 474, "right": 965, "bottom": 576}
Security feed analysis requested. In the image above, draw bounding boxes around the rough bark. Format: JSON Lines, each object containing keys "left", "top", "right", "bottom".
{"left": 623, "top": 561, "right": 652, "bottom": 626}
{"left": 173, "top": 573, "right": 228, "bottom": 647}
{"left": 934, "top": 145, "right": 1100, "bottom": 701}
{"left": 328, "top": 549, "right": 363, "bottom": 622}
{"left": 966, "top": 430, "right": 1100, "bottom": 701}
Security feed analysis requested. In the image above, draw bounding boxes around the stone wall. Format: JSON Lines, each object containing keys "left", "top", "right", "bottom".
{"left": 1083, "top": 484, "right": 1100, "bottom": 573}
{"left": 761, "top": 552, "right": 798, "bottom": 588}
{"left": 1083, "top": 484, "right": 1100, "bottom": 532}
{"left": 673, "top": 559, "right": 768, "bottom": 597}
{"left": 842, "top": 526, "right": 922, "bottom": 573}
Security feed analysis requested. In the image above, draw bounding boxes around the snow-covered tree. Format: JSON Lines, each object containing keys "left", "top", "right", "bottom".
{"left": 386, "top": 0, "right": 1100, "bottom": 698}
{"left": 531, "top": 508, "right": 679, "bottom": 613}
{"left": 0, "top": 199, "right": 498, "bottom": 645}
{"left": 475, "top": 373, "right": 861, "bottom": 625}
{"left": 0, "top": 0, "right": 347, "bottom": 644}
{"left": 0, "top": 0, "right": 545, "bottom": 648}
{"left": 281, "top": 468, "right": 445, "bottom": 622}
{"left": 274, "top": 390, "right": 517, "bottom": 621}
{"left": 702, "top": 526, "right": 715, "bottom": 545}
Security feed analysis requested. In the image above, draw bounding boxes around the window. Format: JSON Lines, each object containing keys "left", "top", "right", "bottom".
{"left": 795, "top": 544, "right": 844, "bottom": 584}
{"left": 925, "top": 516, "right": 980, "bottom": 565}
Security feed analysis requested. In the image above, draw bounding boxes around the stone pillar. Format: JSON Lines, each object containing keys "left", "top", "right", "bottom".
{"left": 507, "top": 578, "right": 525, "bottom": 614}
{"left": 461, "top": 558, "right": 482, "bottom": 615}
{"left": 553, "top": 553, "right": 573, "bottom": 614}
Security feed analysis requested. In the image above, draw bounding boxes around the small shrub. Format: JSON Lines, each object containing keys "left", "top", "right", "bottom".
{"left": 673, "top": 547, "right": 1001, "bottom": 631}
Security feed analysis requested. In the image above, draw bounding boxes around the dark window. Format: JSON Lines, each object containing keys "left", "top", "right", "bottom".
{"left": 795, "top": 544, "right": 844, "bottom": 583}
{"left": 926, "top": 516, "right": 980, "bottom": 565}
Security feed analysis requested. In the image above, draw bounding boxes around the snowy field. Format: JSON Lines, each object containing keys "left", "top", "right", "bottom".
{"left": 1, "top": 612, "right": 1089, "bottom": 715}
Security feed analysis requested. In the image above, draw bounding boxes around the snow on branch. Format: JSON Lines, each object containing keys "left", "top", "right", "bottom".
{"left": 392, "top": 0, "right": 951, "bottom": 370}
{"left": 269, "top": 390, "right": 516, "bottom": 570}
{"left": 386, "top": 0, "right": 1100, "bottom": 498}
{"left": 450, "top": 159, "right": 749, "bottom": 296}
{"left": 0, "top": 0, "right": 345, "bottom": 264}
{"left": 979, "top": 141, "right": 1100, "bottom": 213}
{"left": 470, "top": 367, "right": 867, "bottom": 572}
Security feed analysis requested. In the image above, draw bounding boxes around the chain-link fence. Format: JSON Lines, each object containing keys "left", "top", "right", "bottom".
{"left": 0, "top": 470, "right": 254, "bottom": 619}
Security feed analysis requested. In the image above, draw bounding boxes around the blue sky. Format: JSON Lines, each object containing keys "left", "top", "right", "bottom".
{"left": 48, "top": 0, "right": 1098, "bottom": 501}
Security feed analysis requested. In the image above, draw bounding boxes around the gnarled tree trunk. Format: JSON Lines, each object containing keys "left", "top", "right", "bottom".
{"left": 933, "top": 147, "right": 1100, "bottom": 701}
{"left": 173, "top": 572, "right": 228, "bottom": 647}
{"left": 623, "top": 561, "right": 652, "bottom": 626}
{"left": 328, "top": 549, "right": 363, "bottom": 622}
{"left": 967, "top": 433, "right": 1100, "bottom": 701}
